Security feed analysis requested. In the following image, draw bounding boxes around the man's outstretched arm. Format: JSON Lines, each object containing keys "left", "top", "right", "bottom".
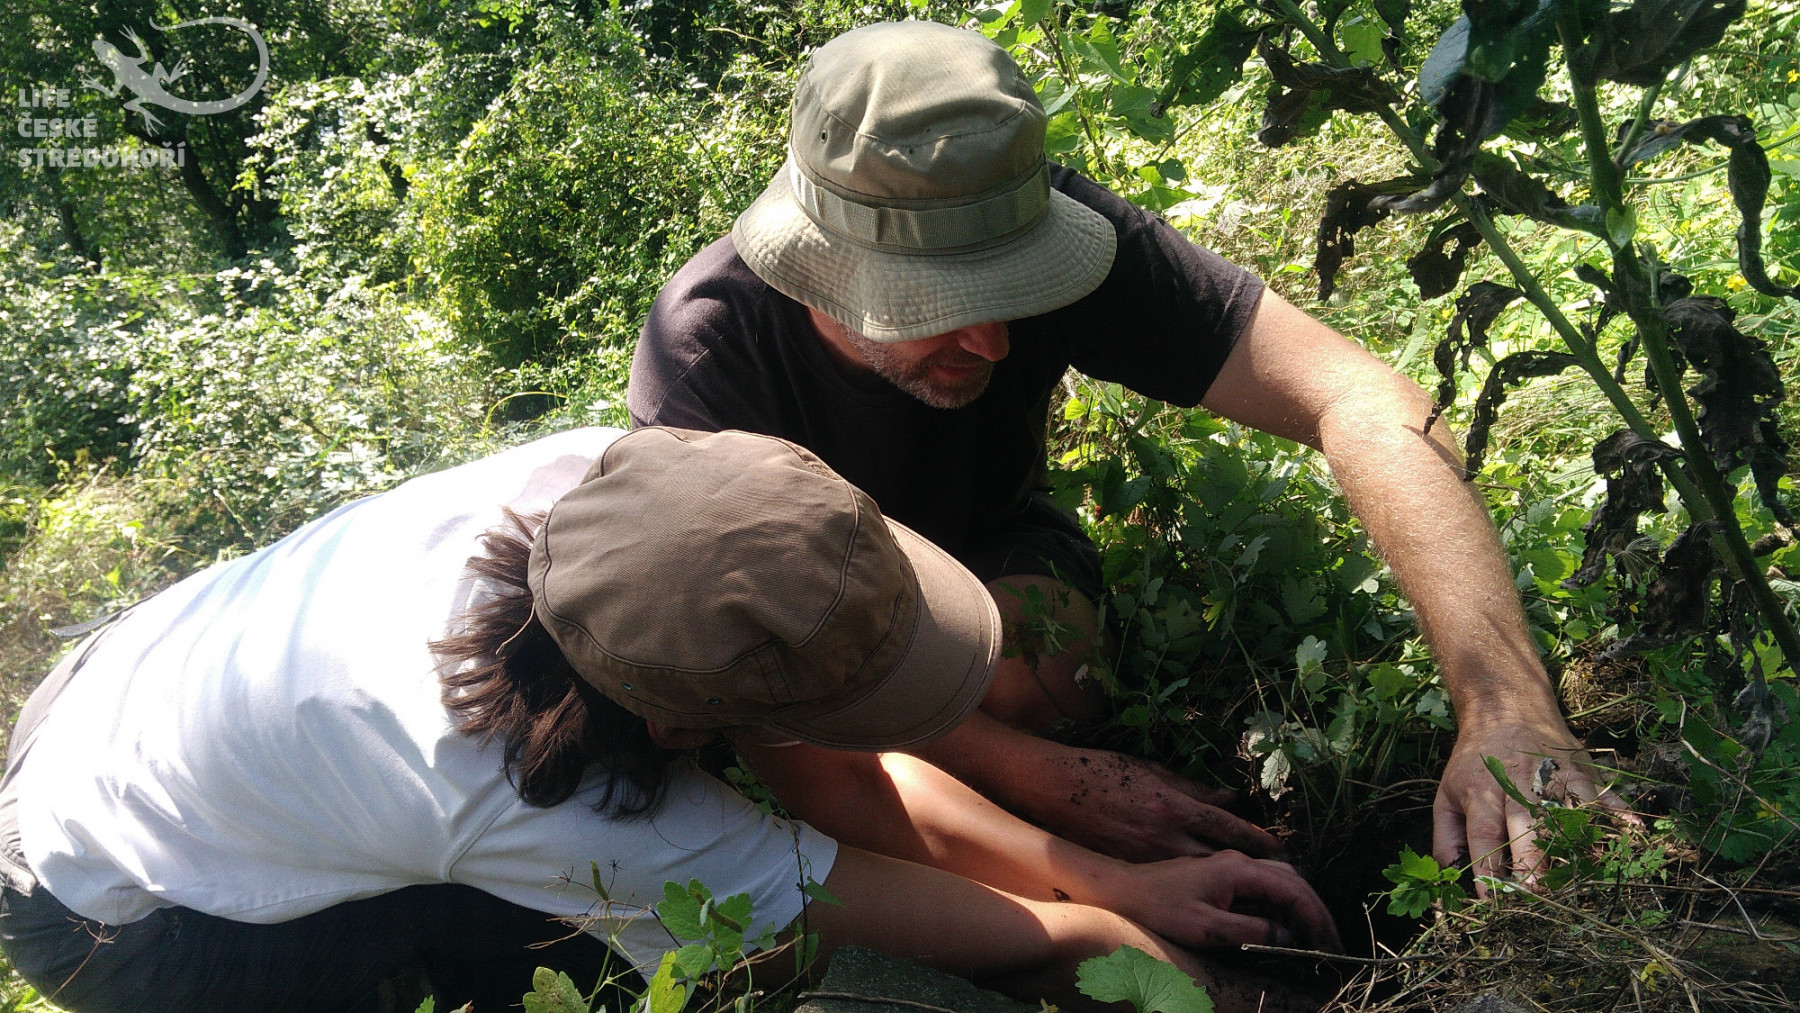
{"left": 1200, "top": 288, "right": 1628, "bottom": 887}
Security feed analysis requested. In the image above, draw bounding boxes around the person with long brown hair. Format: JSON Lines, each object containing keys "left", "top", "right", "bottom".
{"left": 1, "top": 426, "right": 1336, "bottom": 1013}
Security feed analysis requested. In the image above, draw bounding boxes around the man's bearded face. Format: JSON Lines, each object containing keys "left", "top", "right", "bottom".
{"left": 842, "top": 322, "right": 1010, "bottom": 410}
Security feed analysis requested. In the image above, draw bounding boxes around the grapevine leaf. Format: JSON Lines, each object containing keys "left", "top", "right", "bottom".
{"left": 1462, "top": 350, "right": 1579, "bottom": 478}
{"left": 1602, "top": 523, "right": 1722, "bottom": 659}
{"left": 1407, "top": 219, "right": 1484, "bottom": 298}
{"left": 1592, "top": 0, "right": 1746, "bottom": 87}
{"left": 1077, "top": 945, "right": 1215, "bottom": 1013}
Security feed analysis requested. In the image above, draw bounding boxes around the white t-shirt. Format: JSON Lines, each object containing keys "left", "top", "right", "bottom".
{"left": 15, "top": 427, "right": 837, "bottom": 973}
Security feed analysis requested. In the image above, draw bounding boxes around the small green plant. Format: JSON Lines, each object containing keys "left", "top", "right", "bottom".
{"left": 1075, "top": 945, "right": 1213, "bottom": 1013}
{"left": 1380, "top": 846, "right": 1468, "bottom": 918}
{"left": 521, "top": 968, "right": 593, "bottom": 1013}
{"left": 1481, "top": 755, "right": 1671, "bottom": 890}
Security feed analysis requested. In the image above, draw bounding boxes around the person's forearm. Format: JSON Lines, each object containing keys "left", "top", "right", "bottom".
{"left": 905, "top": 709, "right": 1064, "bottom": 814}
{"left": 738, "top": 736, "right": 1131, "bottom": 905}
{"left": 805, "top": 846, "right": 1212, "bottom": 1010}
{"left": 1313, "top": 379, "right": 1560, "bottom": 723}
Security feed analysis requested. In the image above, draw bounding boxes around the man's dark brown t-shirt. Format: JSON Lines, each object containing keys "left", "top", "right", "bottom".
{"left": 626, "top": 167, "right": 1264, "bottom": 559}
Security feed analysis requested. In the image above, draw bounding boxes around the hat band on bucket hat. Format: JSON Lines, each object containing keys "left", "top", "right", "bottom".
{"left": 789, "top": 156, "right": 1051, "bottom": 255}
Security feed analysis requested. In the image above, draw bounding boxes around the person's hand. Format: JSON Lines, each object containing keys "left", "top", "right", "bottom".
{"left": 1103, "top": 850, "right": 1342, "bottom": 953}
{"left": 1434, "top": 713, "right": 1635, "bottom": 892}
{"left": 1037, "top": 748, "right": 1284, "bottom": 862}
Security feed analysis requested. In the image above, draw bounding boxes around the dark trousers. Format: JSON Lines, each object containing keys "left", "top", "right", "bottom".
{"left": 0, "top": 877, "right": 630, "bottom": 1013}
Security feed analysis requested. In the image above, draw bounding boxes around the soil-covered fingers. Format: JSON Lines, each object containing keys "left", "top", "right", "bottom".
{"left": 1060, "top": 751, "right": 1280, "bottom": 861}
{"left": 1179, "top": 799, "right": 1284, "bottom": 859}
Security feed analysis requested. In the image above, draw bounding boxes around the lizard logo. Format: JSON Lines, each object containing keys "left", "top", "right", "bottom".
{"left": 84, "top": 17, "right": 269, "bottom": 134}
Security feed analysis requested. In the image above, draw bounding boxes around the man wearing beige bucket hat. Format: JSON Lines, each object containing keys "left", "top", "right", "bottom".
{"left": 629, "top": 21, "right": 1626, "bottom": 887}
{"left": 0, "top": 426, "right": 1335, "bottom": 1012}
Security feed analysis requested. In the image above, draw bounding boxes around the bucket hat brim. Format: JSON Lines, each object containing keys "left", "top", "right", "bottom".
{"left": 764, "top": 517, "right": 1000, "bottom": 750}
{"left": 733, "top": 159, "right": 1118, "bottom": 343}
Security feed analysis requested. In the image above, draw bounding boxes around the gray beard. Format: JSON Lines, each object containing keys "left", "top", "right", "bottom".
{"left": 849, "top": 335, "right": 994, "bottom": 410}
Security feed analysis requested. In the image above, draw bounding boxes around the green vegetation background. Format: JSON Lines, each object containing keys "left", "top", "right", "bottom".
{"left": 1, "top": 0, "right": 1797, "bottom": 1008}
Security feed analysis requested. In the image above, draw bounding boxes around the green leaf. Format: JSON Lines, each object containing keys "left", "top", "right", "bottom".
{"left": 1605, "top": 206, "right": 1637, "bottom": 248}
{"left": 1483, "top": 754, "right": 1539, "bottom": 812}
{"left": 1340, "top": 18, "right": 1386, "bottom": 66}
{"left": 1067, "top": 29, "right": 1128, "bottom": 83}
{"left": 803, "top": 879, "right": 844, "bottom": 907}
{"left": 713, "top": 892, "right": 753, "bottom": 933}
{"left": 670, "top": 943, "right": 714, "bottom": 979}
{"left": 1295, "top": 635, "right": 1329, "bottom": 676}
{"left": 1044, "top": 110, "right": 1083, "bottom": 156}
{"left": 1159, "top": 10, "right": 1260, "bottom": 110}
{"left": 522, "top": 967, "right": 589, "bottom": 1013}
{"left": 1397, "top": 847, "right": 1443, "bottom": 882}
{"left": 1522, "top": 546, "right": 1569, "bottom": 583}
{"left": 1019, "top": 0, "right": 1051, "bottom": 28}
{"left": 1110, "top": 85, "right": 1157, "bottom": 120}
{"left": 414, "top": 1000, "right": 436, "bottom": 1013}
{"left": 646, "top": 951, "right": 689, "bottom": 1013}
{"left": 1076, "top": 945, "right": 1214, "bottom": 1013}
{"left": 1366, "top": 663, "right": 1407, "bottom": 700}
{"left": 658, "top": 880, "right": 707, "bottom": 941}
{"left": 1418, "top": 17, "right": 1472, "bottom": 108}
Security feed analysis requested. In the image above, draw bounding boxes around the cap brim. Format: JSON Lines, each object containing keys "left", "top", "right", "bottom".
{"left": 767, "top": 519, "right": 1000, "bottom": 750}
{"left": 732, "top": 159, "right": 1118, "bottom": 342}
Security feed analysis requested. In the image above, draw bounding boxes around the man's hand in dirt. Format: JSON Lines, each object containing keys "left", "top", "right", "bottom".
{"left": 1103, "top": 849, "right": 1343, "bottom": 953}
{"left": 1040, "top": 748, "right": 1285, "bottom": 862}
{"left": 1433, "top": 714, "right": 1634, "bottom": 892}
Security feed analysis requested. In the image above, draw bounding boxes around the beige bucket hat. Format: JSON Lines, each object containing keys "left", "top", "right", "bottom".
{"left": 732, "top": 20, "right": 1118, "bottom": 342}
{"left": 528, "top": 427, "right": 1001, "bottom": 750}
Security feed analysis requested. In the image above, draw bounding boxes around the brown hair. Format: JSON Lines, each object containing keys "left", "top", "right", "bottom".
{"left": 433, "top": 508, "right": 675, "bottom": 815}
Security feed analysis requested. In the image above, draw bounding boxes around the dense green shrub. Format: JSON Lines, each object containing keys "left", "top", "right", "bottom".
{"left": 411, "top": 16, "right": 790, "bottom": 366}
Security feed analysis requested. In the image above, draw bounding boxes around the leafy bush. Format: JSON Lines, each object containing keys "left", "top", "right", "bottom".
{"left": 411, "top": 15, "right": 790, "bottom": 365}
{"left": 0, "top": 223, "right": 143, "bottom": 485}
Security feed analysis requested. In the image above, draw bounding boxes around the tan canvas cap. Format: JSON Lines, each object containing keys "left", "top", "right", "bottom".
{"left": 732, "top": 20, "right": 1117, "bottom": 342}
{"left": 527, "top": 427, "right": 1001, "bottom": 750}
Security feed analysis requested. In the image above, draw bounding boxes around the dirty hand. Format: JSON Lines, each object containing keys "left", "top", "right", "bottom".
{"left": 1105, "top": 850, "right": 1343, "bottom": 953}
{"left": 1433, "top": 714, "right": 1634, "bottom": 892}
{"left": 1037, "top": 748, "right": 1284, "bottom": 862}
